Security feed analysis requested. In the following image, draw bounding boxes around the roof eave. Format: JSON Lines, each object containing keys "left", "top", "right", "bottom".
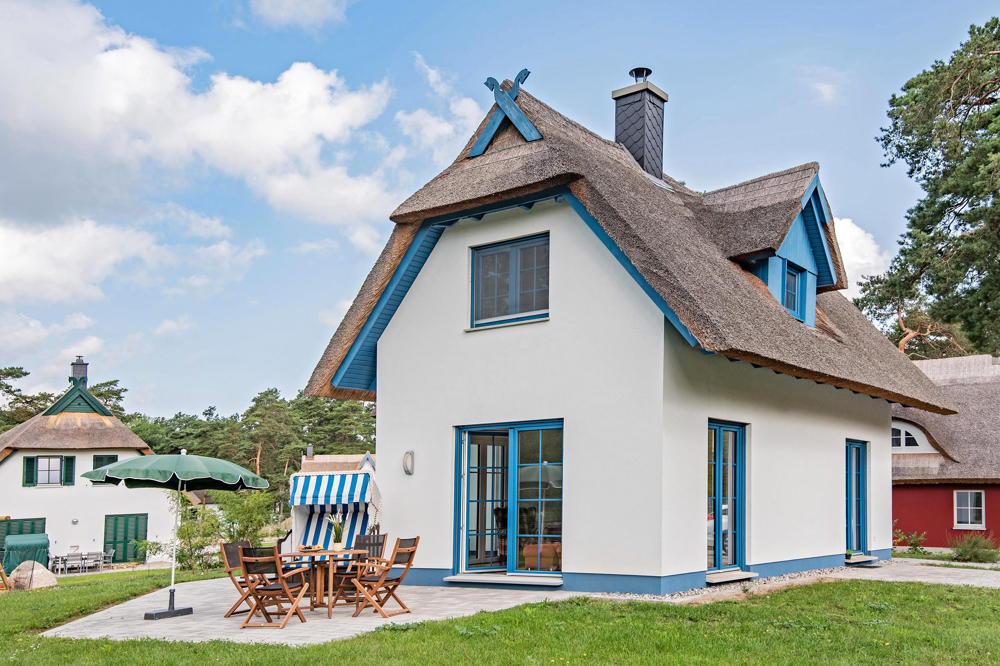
{"left": 715, "top": 348, "right": 959, "bottom": 415}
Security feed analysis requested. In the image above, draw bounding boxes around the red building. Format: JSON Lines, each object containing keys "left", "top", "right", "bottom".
{"left": 892, "top": 355, "right": 1000, "bottom": 548}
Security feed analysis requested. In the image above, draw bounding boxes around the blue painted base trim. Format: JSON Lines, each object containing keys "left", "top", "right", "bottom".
{"left": 407, "top": 551, "right": 893, "bottom": 595}
{"left": 746, "top": 553, "right": 845, "bottom": 578}
{"left": 562, "top": 571, "right": 706, "bottom": 595}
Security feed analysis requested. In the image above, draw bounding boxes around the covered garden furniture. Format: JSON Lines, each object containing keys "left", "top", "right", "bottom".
{"left": 2, "top": 533, "right": 49, "bottom": 574}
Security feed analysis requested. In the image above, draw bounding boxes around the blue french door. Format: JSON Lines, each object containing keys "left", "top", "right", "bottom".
{"left": 846, "top": 440, "right": 867, "bottom": 555}
{"left": 459, "top": 421, "right": 563, "bottom": 574}
{"left": 707, "top": 422, "right": 744, "bottom": 571}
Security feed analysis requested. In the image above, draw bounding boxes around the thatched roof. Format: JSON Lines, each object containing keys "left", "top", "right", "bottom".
{"left": 300, "top": 452, "right": 376, "bottom": 474}
{"left": 0, "top": 411, "right": 152, "bottom": 464}
{"left": 893, "top": 355, "right": 1000, "bottom": 483}
{"left": 306, "top": 82, "right": 955, "bottom": 415}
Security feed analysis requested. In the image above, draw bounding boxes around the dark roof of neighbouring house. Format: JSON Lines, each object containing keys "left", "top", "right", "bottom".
{"left": 305, "top": 81, "right": 955, "bottom": 415}
{"left": 0, "top": 380, "right": 152, "bottom": 465}
{"left": 893, "top": 355, "right": 1000, "bottom": 483}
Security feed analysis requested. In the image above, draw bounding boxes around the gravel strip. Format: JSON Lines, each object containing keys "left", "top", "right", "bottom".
{"left": 593, "top": 560, "right": 895, "bottom": 603}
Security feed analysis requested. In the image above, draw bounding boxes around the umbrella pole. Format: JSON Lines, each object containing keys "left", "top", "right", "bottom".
{"left": 144, "top": 477, "right": 193, "bottom": 620}
{"left": 169, "top": 478, "right": 180, "bottom": 603}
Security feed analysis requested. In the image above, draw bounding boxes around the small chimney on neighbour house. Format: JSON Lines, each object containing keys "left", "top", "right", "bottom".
{"left": 612, "top": 67, "right": 668, "bottom": 179}
{"left": 70, "top": 356, "right": 88, "bottom": 386}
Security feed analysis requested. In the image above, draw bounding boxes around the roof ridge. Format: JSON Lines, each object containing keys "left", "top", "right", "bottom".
{"left": 702, "top": 162, "right": 819, "bottom": 200}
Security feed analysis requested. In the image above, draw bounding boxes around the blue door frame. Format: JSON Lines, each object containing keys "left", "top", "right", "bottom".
{"left": 454, "top": 420, "right": 563, "bottom": 576}
{"left": 846, "top": 440, "right": 868, "bottom": 555}
{"left": 707, "top": 421, "right": 745, "bottom": 572}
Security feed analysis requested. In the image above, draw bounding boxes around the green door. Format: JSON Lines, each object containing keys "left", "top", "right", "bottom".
{"left": 103, "top": 514, "right": 148, "bottom": 563}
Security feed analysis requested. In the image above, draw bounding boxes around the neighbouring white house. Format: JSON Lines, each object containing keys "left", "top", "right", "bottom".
{"left": 0, "top": 358, "right": 173, "bottom": 564}
{"left": 304, "top": 69, "right": 956, "bottom": 593}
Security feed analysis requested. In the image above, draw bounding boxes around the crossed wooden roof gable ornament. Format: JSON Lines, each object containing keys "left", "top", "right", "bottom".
{"left": 468, "top": 68, "right": 542, "bottom": 157}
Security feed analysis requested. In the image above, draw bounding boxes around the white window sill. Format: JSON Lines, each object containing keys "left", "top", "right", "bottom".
{"left": 465, "top": 317, "right": 549, "bottom": 332}
{"left": 953, "top": 525, "right": 986, "bottom": 530}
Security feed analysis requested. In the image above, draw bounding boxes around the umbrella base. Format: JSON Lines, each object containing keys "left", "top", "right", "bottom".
{"left": 144, "top": 606, "right": 193, "bottom": 620}
{"left": 144, "top": 588, "right": 193, "bottom": 620}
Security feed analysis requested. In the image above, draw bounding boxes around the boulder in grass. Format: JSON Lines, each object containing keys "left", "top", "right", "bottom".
{"left": 9, "top": 561, "right": 58, "bottom": 590}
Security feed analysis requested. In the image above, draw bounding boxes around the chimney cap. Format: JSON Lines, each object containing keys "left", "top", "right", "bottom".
{"left": 629, "top": 67, "right": 653, "bottom": 82}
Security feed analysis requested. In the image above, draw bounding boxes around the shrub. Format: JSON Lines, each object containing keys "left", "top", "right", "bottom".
{"left": 948, "top": 532, "right": 1000, "bottom": 563}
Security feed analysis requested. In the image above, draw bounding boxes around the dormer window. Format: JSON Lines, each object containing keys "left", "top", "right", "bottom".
{"left": 784, "top": 265, "right": 803, "bottom": 318}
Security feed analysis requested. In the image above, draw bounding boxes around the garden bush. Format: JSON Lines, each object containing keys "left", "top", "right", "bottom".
{"left": 948, "top": 531, "right": 1000, "bottom": 563}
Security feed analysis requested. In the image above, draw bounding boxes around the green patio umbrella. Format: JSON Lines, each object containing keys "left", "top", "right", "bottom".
{"left": 83, "top": 450, "right": 268, "bottom": 620}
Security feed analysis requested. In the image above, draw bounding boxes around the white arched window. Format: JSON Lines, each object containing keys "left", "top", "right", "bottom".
{"left": 890, "top": 420, "right": 936, "bottom": 454}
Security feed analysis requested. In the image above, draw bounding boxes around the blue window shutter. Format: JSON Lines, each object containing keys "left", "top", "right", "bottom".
{"left": 22, "top": 456, "right": 36, "bottom": 487}
{"left": 62, "top": 455, "right": 76, "bottom": 486}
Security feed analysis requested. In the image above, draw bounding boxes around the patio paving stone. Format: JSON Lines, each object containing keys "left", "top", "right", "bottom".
{"left": 44, "top": 577, "right": 580, "bottom": 645}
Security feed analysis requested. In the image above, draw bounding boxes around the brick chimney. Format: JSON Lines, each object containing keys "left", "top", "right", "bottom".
{"left": 612, "top": 67, "right": 668, "bottom": 179}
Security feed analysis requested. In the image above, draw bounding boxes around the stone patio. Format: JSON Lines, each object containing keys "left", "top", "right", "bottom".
{"left": 44, "top": 577, "right": 580, "bottom": 645}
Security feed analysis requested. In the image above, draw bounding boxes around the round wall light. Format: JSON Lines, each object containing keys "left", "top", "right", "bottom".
{"left": 403, "top": 450, "right": 415, "bottom": 475}
{"left": 71, "top": 518, "right": 79, "bottom": 525}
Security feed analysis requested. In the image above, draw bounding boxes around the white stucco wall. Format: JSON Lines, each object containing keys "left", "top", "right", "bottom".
{"left": 377, "top": 200, "right": 667, "bottom": 577}
{"left": 375, "top": 198, "right": 893, "bottom": 584}
{"left": 1, "top": 448, "right": 174, "bottom": 562}
{"left": 659, "top": 324, "right": 893, "bottom": 576}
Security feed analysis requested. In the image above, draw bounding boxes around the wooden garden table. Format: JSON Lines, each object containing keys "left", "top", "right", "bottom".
{"left": 280, "top": 549, "right": 369, "bottom": 618}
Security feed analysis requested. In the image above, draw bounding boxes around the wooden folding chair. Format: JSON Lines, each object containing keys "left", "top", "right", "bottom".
{"left": 220, "top": 540, "right": 254, "bottom": 617}
{"left": 0, "top": 565, "right": 8, "bottom": 593}
{"left": 352, "top": 537, "right": 419, "bottom": 618}
{"left": 239, "top": 546, "right": 310, "bottom": 629}
{"left": 331, "top": 533, "right": 387, "bottom": 607}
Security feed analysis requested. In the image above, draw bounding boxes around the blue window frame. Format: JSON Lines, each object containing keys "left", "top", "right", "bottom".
{"left": 472, "top": 234, "right": 549, "bottom": 327}
{"left": 707, "top": 421, "right": 745, "bottom": 571}
{"left": 456, "top": 420, "right": 563, "bottom": 575}
{"left": 846, "top": 440, "right": 867, "bottom": 555}
{"left": 784, "top": 263, "right": 804, "bottom": 319}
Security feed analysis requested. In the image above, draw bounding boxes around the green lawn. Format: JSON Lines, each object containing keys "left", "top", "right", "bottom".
{"left": 4, "top": 574, "right": 1000, "bottom": 665}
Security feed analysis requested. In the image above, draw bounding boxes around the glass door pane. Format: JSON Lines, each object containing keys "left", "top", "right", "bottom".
{"left": 707, "top": 429, "right": 716, "bottom": 570}
{"left": 515, "top": 428, "right": 562, "bottom": 572}
{"left": 846, "top": 441, "right": 866, "bottom": 554}
{"left": 466, "top": 432, "right": 508, "bottom": 570}
{"left": 708, "top": 423, "right": 743, "bottom": 571}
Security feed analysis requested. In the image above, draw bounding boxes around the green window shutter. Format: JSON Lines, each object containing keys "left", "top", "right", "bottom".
{"left": 22, "top": 456, "right": 36, "bottom": 487}
{"left": 62, "top": 456, "right": 76, "bottom": 486}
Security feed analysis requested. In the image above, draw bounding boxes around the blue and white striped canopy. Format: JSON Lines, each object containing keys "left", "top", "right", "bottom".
{"left": 288, "top": 470, "right": 382, "bottom": 554}
{"left": 289, "top": 470, "right": 377, "bottom": 507}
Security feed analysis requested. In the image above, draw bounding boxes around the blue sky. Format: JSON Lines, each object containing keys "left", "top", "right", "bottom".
{"left": 1, "top": 0, "right": 996, "bottom": 417}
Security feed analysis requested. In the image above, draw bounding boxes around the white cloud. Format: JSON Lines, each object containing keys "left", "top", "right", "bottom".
{"left": 318, "top": 298, "right": 353, "bottom": 327}
{"left": 396, "top": 54, "right": 483, "bottom": 165}
{"left": 0, "top": 0, "right": 399, "bottom": 250}
{"left": 178, "top": 239, "right": 267, "bottom": 294}
{"left": 153, "top": 314, "right": 194, "bottom": 336}
{"left": 155, "top": 203, "right": 233, "bottom": 239}
{"left": 835, "top": 217, "right": 891, "bottom": 299}
{"left": 0, "top": 309, "right": 95, "bottom": 352}
{"left": 798, "top": 66, "right": 849, "bottom": 104}
{"left": 249, "top": 0, "right": 353, "bottom": 29}
{"left": 289, "top": 238, "right": 339, "bottom": 255}
{"left": 0, "top": 218, "right": 171, "bottom": 304}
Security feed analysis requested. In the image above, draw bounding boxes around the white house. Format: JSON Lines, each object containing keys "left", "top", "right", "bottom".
{"left": 0, "top": 358, "right": 173, "bottom": 564}
{"left": 305, "top": 70, "right": 955, "bottom": 593}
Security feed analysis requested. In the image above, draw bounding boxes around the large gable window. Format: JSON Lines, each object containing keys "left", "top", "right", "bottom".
{"left": 473, "top": 234, "right": 549, "bottom": 327}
